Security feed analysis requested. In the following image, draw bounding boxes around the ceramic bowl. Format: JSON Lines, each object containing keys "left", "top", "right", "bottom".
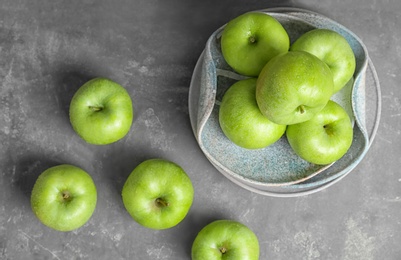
{"left": 188, "top": 7, "right": 381, "bottom": 197}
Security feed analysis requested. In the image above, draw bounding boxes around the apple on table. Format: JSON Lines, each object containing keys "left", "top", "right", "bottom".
{"left": 30, "top": 164, "right": 97, "bottom": 232}
{"left": 221, "top": 12, "right": 290, "bottom": 77}
{"left": 69, "top": 77, "right": 134, "bottom": 145}
{"left": 122, "top": 159, "right": 194, "bottom": 230}
{"left": 192, "top": 220, "right": 259, "bottom": 260}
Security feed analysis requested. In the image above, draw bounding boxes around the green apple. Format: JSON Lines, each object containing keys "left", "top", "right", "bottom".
{"left": 290, "top": 29, "right": 356, "bottom": 93}
{"left": 256, "top": 51, "right": 334, "bottom": 125}
{"left": 122, "top": 159, "right": 194, "bottom": 230}
{"left": 221, "top": 12, "right": 290, "bottom": 76}
{"left": 69, "top": 77, "right": 134, "bottom": 145}
{"left": 286, "top": 100, "right": 353, "bottom": 165}
{"left": 191, "top": 220, "right": 259, "bottom": 260}
{"left": 219, "top": 78, "right": 286, "bottom": 149}
{"left": 30, "top": 164, "right": 97, "bottom": 232}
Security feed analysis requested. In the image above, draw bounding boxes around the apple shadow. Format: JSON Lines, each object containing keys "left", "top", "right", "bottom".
{"left": 52, "top": 65, "right": 100, "bottom": 120}
{"left": 169, "top": 210, "right": 230, "bottom": 258}
{"left": 99, "top": 145, "right": 160, "bottom": 205}
{"left": 14, "top": 155, "right": 62, "bottom": 205}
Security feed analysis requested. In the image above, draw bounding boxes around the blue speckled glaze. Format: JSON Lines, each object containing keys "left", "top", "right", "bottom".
{"left": 188, "top": 8, "right": 381, "bottom": 196}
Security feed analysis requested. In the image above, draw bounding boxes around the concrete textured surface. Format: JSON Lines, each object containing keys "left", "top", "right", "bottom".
{"left": 0, "top": 0, "right": 400, "bottom": 259}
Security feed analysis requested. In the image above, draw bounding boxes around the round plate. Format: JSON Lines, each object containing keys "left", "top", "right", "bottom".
{"left": 188, "top": 7, "right": 381, "bottom": 196}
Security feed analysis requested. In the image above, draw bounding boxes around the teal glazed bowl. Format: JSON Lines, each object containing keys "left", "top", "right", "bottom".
{"left": 188, "top": 7, "right": 381, "bottom": 197}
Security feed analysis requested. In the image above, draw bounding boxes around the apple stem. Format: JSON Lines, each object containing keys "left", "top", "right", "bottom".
{"left": 89, "top": 106, "right": 103, "bottom": 112}
{"left": 298, "top": 105, "right": 305, "bottom": 114}
{"left": 323, "top": 124, "right": 334, "bottom": 135}
{"left": 219, "top": 247, "right": 227, "bottom": 254}
{"left": 249, "top": 36, "right": 257, "bottom": 44}
{"left": 155, "top": 198, "right": 169, "bottom": 208}
{"left": 61, "top": 191, "right": 72, "bottom": 202}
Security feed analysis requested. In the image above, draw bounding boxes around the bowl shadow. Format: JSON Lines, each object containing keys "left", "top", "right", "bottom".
{"left": 170, "top": 210, "right": 230, "bottom": 258}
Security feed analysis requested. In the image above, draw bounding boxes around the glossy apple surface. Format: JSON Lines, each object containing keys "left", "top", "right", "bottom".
{"left": 256, "top": 51, "right": 334, "bottom": 125}
{"left": 122, "top": 159, "right": 194, "bottom": 230}
{"left": 192, "top": 220, "right": 259, "bottom": 260}
{"left": 286, "top": 100, "right": 353, "bottom": 165}
{"left": 30, "top": 164, "right": 97, "bottom": 232}
{"left": 221, "top": 12, "right": 290, "bottom": 76}
{"left": 290, "top": 28, "right": 356, "bottom": 93}
{"left": 69, "top": 77, "right": 133, "bottom": 145}
{"left": 219, "top": 78, "right": 286, "bottom": 149}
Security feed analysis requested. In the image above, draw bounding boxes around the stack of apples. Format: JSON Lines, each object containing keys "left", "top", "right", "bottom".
{"left": 219, "top": 11, "right": 356, "bottom": 166}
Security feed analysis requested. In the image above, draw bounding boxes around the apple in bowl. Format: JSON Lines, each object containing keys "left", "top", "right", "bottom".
{"left": 219, "top": 78, "right": 286, "bottom": 149}
{"left": 221, "top": 12, "right": 290, "bottom": 77}
{"left": 290, "top": 28, "right": 356, "bottom": 93}
{"left": 286, "top": 100, "right": 354, "bottom": 165}
{"left": 256, "top": 51, "right": 334, "bottom": 125}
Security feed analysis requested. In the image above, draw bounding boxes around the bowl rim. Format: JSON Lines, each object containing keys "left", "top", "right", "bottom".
{"left": 189, "top": 7, "right": 381, "bottom": 195}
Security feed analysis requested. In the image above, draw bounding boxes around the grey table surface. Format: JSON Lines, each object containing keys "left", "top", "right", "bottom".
{"left": 0, "top": 0, "right": 400, "bottom": 259}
